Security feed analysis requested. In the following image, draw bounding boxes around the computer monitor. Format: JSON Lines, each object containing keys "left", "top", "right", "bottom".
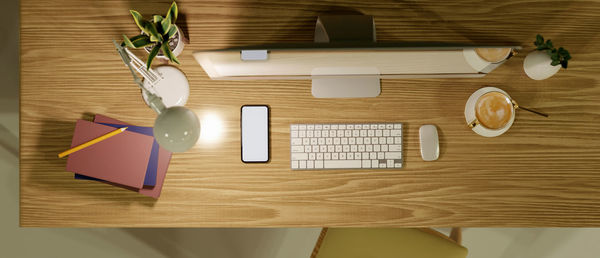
{"left": 193, "top": 16, "right": 519, "bottom": 98}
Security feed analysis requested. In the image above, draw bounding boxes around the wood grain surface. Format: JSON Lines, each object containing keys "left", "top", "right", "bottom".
{"left": 20, "top": 0, "right": 600, "bottom": 227}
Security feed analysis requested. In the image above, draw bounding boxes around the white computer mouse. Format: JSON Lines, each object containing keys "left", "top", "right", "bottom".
{"left": 419, "top": 125, "right": 439, "bottom": 161}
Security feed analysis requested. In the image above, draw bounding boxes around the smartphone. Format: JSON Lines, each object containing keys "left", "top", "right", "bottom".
{"left": 241, "top": 105, "right": 269, "bottom": 163}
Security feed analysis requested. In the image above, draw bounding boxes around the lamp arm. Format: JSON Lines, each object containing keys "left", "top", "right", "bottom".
{"left": 113, "top": 40, "right": 166, "bottom": 115}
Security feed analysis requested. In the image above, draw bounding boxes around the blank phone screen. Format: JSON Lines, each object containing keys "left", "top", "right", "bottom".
{"left": 241, "top": 106, "right": 269, "bottom": 162}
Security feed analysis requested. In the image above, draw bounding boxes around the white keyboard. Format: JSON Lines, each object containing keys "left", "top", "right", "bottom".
{"left": 290, "top": 123, "right": 403, "bottom": 170}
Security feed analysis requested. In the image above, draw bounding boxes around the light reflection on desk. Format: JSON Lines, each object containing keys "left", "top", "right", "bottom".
{"left": 196, "top": 112, "right": 224, "bottom": 146}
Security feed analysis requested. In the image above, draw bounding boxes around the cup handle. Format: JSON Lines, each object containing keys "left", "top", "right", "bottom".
{"left": 468, "top": 119, "right": 479, "bottom": 128}
{"left": 512, "top": 100, "right": 519, "bottom": 110}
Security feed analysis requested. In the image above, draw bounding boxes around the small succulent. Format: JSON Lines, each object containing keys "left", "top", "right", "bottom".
{"left": 122, "top": 1, "right": 180, "bottom": 69}
{"left": 534, "top": 34, "right": 571, "bottom": 69}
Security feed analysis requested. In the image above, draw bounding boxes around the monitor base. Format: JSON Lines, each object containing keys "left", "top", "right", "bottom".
{"left": 312, "top": 76, "right": 380, "bottom": 98}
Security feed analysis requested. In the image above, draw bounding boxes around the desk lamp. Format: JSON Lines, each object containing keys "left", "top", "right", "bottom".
{"left": 113, "top": 40, "right": 200, "bottom": 152}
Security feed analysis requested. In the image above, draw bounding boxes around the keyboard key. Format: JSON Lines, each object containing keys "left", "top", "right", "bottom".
{"left": 381, "top": 145, "right": 388, "bottom": 152}
{"left": 292, "top": 146, "right": 304, "bottom": 152}
{"left": 323, "top": 131, "right": 329, "bottom": 137}
{"left": 327, "top": 145, "right": 335, "bottom": 152}
{"left": 323, "top": 124, "right": 330, "bottom": 130}
{"left": 395, "top": 137, "right": 402, "bottom": 144}
{"left": 340, "top": 153, "right": 346, "bottom": 160}
{"left": 368, "top": 130, "right": 375, "bottom": 136}
{"left": 386, "top": 124, "right": 393, "bottom": 129}
{"left": 383, "top": 130, "right": 390, "bottom": 137}
{"left": 394, "top": 124, "right": 402, "bottom": 129}
{"left": 309, "top": 153, "right": 316, "bottom": 160}
{"left": 371, "top": 160, "right": 378, "bottom": 168}
{"left": 307, "top": 124, "right": 314, "bottom": 130}
{"left": 379, "top": 137, "right": 386, "bottom": 144}
{"left": 387, "top": 137, "right": 394, "bottom": 144}
{"left": 311, "top": 138, "right": 318, "bottom": 145}
{"left": 332, "top": 153, "right": 339, "bottom": 160}
{"left": 378, "top": 152, "right": 385, "bottom": 159}
{"left": 303, "top": 138, "right": 310, "bottom": 145}
{"left": 385, "top": 152, "right": 402, "bottom": 159}
{"left": 299, "top": 160, "right": 307, "bottom": 168}
{"left": 315, "top": 160, "right": 324, "bottom": 169}
{"left": 350, "top": 145, "right": 357, "bottom": 152}
{"left": 356, "top": 138, "right": 363, "bottom": 144}
{"left": 362, "top": 160, "right": 371, "bottom": 168}
{"left": 299, "top": 131, "right": 306, "bottom": 137}
{"left": 394, "top": 162, "right": 403, "bottom": 168}
{"left": 347, "top": 124, "right": 354, "bottom": 129}
{"left": 364, "top": 138, "right": 371, "bottom": 144}
{"left": 360, "top": 130, "right": 367, "bottom": 137}
{"left": 335, "top": 145, "right": 342, "bottom": 152}
{"left": 353, "top": 130, "right": 360, "bottom": 137}
{"left": 314, "top": 130, "right": 321, "bottom": 137}
{"left": 292, "top": 153, "right": 308, "bottom": 160}
{"left": 320, "top": 145, "right": 327, "bottom": 152}
{"left": 339, "top": 124, "right": 345, "bottom": 129}
{"left": 358, "top": 145, "right": 365, "bottom": 152}
{"left": 312, "top": 146, "right": 319, "bottom": 152}
{"left": 307, "top": 130, "right": 314, "bottom": 137}
{"left": 291, "top": 131, "right": 298, "bottom": 138}
{"left": 370, "top": 124, "right": 377, "bottom": 129}
{"left": 387, "top": 159, "right": 394, "bottom": 168}
{"left": 341, "top": 138, "right": 348, "bottom": 145}
{"left": 329, "top": 130, "right": 336, "bottom": 137}
{"left": 307, "top": 160, "right": 314, "bottom": 168}
{"left": 291, "top": 161, "right": 299, "bottom": 169}
{"left": 389, "top": 145, "right": 402, "bottom": 151}
{"left": 317, "top": 153, "right": 323, "bottom": 160}
{"left": 372, "top": 137, "right": 379, "bottom": 144}
{"left": 291, "top": 125, "right": 299, "bottom": 130}
{"left": 366, "top": 145, "right": 373, "bottom": 152}
{"left": 331, "top": 124, "right": 338, "bottom": 130}
{"left": 379, "top": 163, "right": 386, "bottom": 168}
{"left": 324, "top": 160, "right": 362, "bottom": 169}
{"left": 334, "top": 138, "right": 341, "bottom": 145}
{"left": 343, "top": 145, "right": 350, "bottom": 152}
{"left": 349, "top": 138, "right": 356, "bottom": 144}
{"left": 374, "top": 145, "right": 380, "bottom": 152}
{"left": 390, "top": 130, "right": 402, "bottom": 136}
{"left": 375, "top": 130, "right": 382, "bottom": 137}
{"left": 346, "top": 153, "right": 353, "bottom": 160}
{"left": 354, "top": 153, "right": 361, "bottom": 160}
{"left": 355, "top": 125, "right": 362, "bottom": 129}
{"left": 318, "top": 138, "right": 325, "bottom": 145}
{"left": 292, "top": 138, "right": 302, "bottom": 146}
{"left": 378, "top": 124, "right": 386, "bottom": 129}
{"left": 370, "top": 153, "right": 377, "bottom": 160}
{"left": 324, "top": 153, "right": 331, "bottom": 160}
{"left": 299, "top": 124, "right": 306, "bottom": 130}
{"left": 315, "top": 124, "right": 322, "bottom": 130}
{"left": 304, "top": 146, "right": 311, "bottom": 152}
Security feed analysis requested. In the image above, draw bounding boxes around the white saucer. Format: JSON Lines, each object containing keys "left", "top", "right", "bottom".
{"left": 464, "top": 87, "right": 514, "bottom": 137}
{"left": 142, "top": 66, "right": 189, "bottom": 107}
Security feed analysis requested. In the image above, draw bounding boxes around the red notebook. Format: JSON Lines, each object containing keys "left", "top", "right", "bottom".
{"left": 66, "top": 120, "right": 154, "bottom": 189}
{"left": 94, "top": 114, "right": 173, "bottom": 198}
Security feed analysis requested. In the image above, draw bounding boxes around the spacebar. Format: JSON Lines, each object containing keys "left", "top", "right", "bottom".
{"left": 324, "top": 160, "right": 362, "bottom": 169}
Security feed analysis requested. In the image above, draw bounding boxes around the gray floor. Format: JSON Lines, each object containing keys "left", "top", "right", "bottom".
{"left": 3, "top": 0, "right": 600, "bottom": 257}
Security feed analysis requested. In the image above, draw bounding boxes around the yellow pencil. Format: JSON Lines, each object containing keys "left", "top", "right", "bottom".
{"left": 58, "top": 127, "right": 128, "bottom": 158}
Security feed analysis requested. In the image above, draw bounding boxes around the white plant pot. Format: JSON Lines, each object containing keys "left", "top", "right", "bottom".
{"left": 523, "top": 50, "right": 561, "bottom": 80}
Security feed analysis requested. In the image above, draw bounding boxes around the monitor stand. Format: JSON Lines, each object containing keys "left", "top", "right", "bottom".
{"left": 311, "top": 15, "right": 381, "bottom": 98}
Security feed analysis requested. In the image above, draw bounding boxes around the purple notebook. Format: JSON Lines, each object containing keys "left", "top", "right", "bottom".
{"left": 75, "top": 123, "right": 158, "bottom": 187}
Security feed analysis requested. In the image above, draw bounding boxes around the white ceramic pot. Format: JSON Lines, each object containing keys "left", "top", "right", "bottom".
{"left": 523, "top": 50, "right": 561, "bottom": 80}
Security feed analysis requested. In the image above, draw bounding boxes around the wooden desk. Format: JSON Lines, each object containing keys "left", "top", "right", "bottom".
{"left": 20, "top": 0, "right": 600, "bottom": 227}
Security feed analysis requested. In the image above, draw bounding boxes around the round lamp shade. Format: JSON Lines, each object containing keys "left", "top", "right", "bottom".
{"left": 153, "top": 106, "right": 200, "bottom": 152}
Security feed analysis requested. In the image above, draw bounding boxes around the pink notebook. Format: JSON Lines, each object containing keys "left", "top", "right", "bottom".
{"left": 94, "top": 114, "right": 172, "bottom": 198}
{"left": 66, "top": 120, "right": 154, "bottom": 189}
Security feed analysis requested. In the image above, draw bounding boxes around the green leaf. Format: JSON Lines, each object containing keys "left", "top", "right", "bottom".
{"left": 130, "top": 35, "right": 153, "bottom": 48}
{"left": 130, "top": 10, "right": 148, "bottom": 32}
{"left": 551, "top": 60, "right": 560, "bottom": 66}
{"left": 153, "top": 15, "right": 164, "bottom": 23}
{"left": 146, "top": 44, "right": 161, "bottom": 70}
{"left": 166, "top": 25, "right": 178, "bottom": 38}
{"left": 535, "top": 34, "right": 544, "bottom": 45}
{"left": 561, "top": 61, "right": 568, "bottom": 69}
{"left": 161, "top": 43, "right": 180, "bottom": 64}
{"left": 161, "top": 14, "right": 172, "bottom": 35}
{"left": 145, "top": 22, "right": 163, "bottom": 42}
{"left": 122, "top": 34, "right": 135, "bottom": 48}
{"left": 165, "top": 1, "right": 178, "bottom": 25}
{"left": 546, "top": 40, "right": 553, "bottom": 49}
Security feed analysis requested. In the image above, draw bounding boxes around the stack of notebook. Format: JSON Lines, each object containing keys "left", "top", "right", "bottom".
{"left": 65, "top": 114, "right": 172, "bottom": 198}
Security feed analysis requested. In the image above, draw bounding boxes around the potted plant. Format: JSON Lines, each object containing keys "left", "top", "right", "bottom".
{"left": 122, "top": 1, "right": 183, "bottom": 69}
{"left": 523, "top": 34, "right": 571, "bottom": 80}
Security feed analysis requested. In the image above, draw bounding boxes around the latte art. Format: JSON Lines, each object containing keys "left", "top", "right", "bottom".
{"left": 475, "top": 92, "right": 513, "bottom": 129}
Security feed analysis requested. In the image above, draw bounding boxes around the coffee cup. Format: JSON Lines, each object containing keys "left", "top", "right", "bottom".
{"left": 464, "top": 87, "right": 518, "bottom": 137}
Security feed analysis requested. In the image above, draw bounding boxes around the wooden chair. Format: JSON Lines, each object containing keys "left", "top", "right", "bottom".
{"left": 311, "top": 228, "right": 467, "bottom": 258}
